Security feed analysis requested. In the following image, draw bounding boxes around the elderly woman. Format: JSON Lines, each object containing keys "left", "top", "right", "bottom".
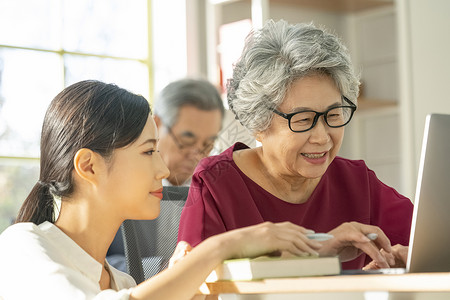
{"left": 178, "top": 20, "right": 413, "bottom": 270}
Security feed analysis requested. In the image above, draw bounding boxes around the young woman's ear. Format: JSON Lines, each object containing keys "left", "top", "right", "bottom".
{"left": 73, "top": 148, "right": 104, "bottom": 185}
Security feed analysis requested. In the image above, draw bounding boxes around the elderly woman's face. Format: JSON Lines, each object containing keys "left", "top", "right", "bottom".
{"left": 259, "top": 74, "right": 345, "bottom": 180}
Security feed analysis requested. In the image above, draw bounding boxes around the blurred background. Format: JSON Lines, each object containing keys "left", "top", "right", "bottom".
{"left": 0, "top": 0, "right": 449, "bottom": 232}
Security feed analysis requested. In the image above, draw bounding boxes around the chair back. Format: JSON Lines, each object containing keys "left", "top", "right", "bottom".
{"left": 121, "top": 186, "right": 189, "bottom": 284}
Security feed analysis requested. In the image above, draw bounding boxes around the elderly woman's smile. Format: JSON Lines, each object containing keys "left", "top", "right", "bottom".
{"left": 301, "top": 152, "right": 326, "bottom": 159}
{"left": 300, "top": 151, "right": 328, "bottom": 162}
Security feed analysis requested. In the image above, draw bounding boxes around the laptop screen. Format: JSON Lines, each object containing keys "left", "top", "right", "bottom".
{"left": 406, "top": 113, "right": 450, "bottom": 273}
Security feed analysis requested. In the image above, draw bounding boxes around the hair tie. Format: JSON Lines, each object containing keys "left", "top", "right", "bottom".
{"left": 38, "top": 180, "right": 61, "bottom": 222}
{"left": 52, "top": 194, "right": 62, "bottom": 223}
{"left": 37, "top": 180, "right": 47, "bottom": 187}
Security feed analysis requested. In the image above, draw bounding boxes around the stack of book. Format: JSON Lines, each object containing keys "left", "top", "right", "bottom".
{"left": 206, "top": 255, "right": 341, "bottom": 282}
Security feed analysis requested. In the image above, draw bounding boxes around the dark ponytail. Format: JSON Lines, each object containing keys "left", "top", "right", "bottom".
{"left": 16, "top": 80, "right": 150, "bottom": 224}
{"left": 16, "top": 183, "right": 54, "bottom": 224}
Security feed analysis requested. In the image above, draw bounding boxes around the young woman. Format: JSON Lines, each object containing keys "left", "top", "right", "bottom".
{"left": 0, "top": 80, "right": 323, "bottom": 300}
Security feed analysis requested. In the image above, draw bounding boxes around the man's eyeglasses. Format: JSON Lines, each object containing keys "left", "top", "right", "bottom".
{"left": 268, "top": 96, "right": 357, "bottom": 133}
{"left": 167, "top": 126, "right": 216, "bottom": 156}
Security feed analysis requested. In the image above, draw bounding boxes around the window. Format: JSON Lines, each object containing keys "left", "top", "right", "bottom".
{"left": 0, "top": 0, "right": 153, "bottom": 232}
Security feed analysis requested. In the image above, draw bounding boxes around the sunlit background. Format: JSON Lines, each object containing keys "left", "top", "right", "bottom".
{"left": 0, "top": 0, "right": 188, "bottom": 231}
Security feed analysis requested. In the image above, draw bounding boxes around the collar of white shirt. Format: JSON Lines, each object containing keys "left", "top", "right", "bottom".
{"left": 39, "top": 221, "right": 104, "bottom": 283}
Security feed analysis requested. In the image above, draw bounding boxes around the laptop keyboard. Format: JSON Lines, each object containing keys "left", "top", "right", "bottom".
{"left": 341, "top": 268, "right": 406, "bottom": 275}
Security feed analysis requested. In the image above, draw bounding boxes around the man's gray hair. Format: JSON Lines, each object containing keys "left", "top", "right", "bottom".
{"left": 154, "top": 78, "right": 225, "bottom": 127}
{"left": 227, "top": 20, "right": 360, "bottom": 135}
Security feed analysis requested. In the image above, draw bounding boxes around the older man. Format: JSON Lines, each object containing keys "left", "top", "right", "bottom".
{"left": 153, "top": 78, "right": 225, "bottom": 186}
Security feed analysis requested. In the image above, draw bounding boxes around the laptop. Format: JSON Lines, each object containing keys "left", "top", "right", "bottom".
{"left": 344, "top": 113, "right": 450, "bottom": 275}
{"left": 406, "top": 113, "right": 450, "bottom": 273}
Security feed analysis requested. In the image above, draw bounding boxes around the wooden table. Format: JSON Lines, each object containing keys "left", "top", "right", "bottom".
{"left": 198, "top": 272, "right": 450, "bottom": 299}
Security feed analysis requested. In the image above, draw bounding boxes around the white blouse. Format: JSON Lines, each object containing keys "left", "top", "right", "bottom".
{"left": 0, "top": 222, "right": 136, "bottom": 300}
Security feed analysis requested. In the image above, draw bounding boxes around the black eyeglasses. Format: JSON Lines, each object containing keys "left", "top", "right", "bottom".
{"left": 268, "top": 96, "right": 357, "bottom": 133}
{"left": 167, "top": 126, "right": 216, "bottom": 157}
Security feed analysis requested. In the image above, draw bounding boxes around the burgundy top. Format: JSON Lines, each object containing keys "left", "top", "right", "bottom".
{"left": 178, "top": 143, "right": 413, "bottom": 269}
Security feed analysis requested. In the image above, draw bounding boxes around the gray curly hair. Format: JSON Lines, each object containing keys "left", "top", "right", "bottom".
{"left": 227, "top": 20, "right": 360, "bottom": 135}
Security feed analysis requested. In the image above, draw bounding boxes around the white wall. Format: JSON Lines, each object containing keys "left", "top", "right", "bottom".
{"left": 409, "top": 0, "right": 450, "bottom": 158}
{"left": 397, "top": 0, "right": 450, "bottom": 198}
{"left": 344, "top": 7, "right": 402, "bottom": 194}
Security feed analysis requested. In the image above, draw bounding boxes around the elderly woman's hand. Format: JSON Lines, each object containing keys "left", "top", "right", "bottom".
{"left": 318, "top": 222, "right": 394, "bottom": 268}
{"left": 363, "top": 244, "right": 408, "bottom": 270}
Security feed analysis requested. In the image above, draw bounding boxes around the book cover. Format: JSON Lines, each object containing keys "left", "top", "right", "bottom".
{"left": 206, "top": 255, "right": 341, "bottom": 282}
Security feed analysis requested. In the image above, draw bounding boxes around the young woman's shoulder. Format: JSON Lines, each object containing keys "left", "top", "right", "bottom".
{"left": 0, "top": 222, "right": 48, "bottom": 282}
{"left": 0, "top": 222, "right": 51, "bottom": 259}
{"left": 0, "top": 222, "right": 40, "bottom": 242}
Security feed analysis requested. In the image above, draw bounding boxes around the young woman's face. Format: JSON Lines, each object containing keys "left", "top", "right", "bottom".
{"left": 258, "top": 75, "right": 346, "bottom": 180}
{"left": 99, "top": 115, "right": 170, "bottom": 220}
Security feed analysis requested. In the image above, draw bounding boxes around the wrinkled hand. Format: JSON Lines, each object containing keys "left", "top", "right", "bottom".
{"left": 169, "top": 241, "right": 193, "bottom": 268}
{"left": 363, "top": 244, "right": 408, "bottom": 270}
{"left": 216, "top": 221, "right": 323, "bottom": 260}
{"left": 318, "top": 222, "right": 393, "bottom": 268}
